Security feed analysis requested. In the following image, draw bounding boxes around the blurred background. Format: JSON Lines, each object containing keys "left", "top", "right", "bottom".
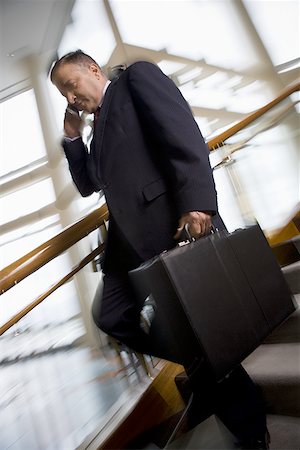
{"left": 0, "top": 1, "right": 299, "bottom": 449}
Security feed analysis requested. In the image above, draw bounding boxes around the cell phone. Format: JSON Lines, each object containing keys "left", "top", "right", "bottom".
{"left": 66, "top": 105, "right": 79, "bottom": 116}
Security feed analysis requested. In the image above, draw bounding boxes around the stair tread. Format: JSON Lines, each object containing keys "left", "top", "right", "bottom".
{"left": 264, "top": 295, "right": 300, "bottom": 343}
{"left": 243, "top": 343, "right": 300, "bottom": 417}
{"left": 243, "top": 342, "right": 300, "bottom": 379}
{"left": 282, "top": 260, "right": 300, "bottom": 293}
{"left": 267, "top": 414, "right": 300, "bottom": 450}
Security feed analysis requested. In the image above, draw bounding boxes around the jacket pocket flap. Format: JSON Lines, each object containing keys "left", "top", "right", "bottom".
{"left": 143, "top": 178, "right": 168, "bottom": 202}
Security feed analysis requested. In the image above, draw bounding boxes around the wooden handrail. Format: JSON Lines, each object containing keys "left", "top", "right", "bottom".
{"left": 0, "top": 244, "right": 105, "bottom": 336}
{"left": 207, "top": 81, "right": 299, "bottom": 149}
{"left": 0, "top": 204, "right": 108, "bottom": 294}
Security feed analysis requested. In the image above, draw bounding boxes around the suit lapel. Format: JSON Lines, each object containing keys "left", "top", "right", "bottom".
{"left": 93, "top": 79, "right": 116, "bottom": 155}
{"left": 91, "top": 79, "right": 117, "bottom": 184}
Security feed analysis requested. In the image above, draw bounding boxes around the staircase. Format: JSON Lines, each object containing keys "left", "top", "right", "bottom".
{"left": 242, "top": 260, "right": 300, "bottom": 450}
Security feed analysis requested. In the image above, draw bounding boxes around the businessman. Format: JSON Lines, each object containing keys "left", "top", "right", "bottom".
{"left": 51, "top": 50, "right": 269, "bottom": 448}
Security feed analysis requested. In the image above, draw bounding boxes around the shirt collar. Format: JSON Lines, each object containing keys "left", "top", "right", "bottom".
{"left": 99, "top": 80, "right": 111, "bottom": 107}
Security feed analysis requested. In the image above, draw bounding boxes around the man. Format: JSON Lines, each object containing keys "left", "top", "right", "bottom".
{"left": 51, "top": 50, "right": 269, "bottom": 449}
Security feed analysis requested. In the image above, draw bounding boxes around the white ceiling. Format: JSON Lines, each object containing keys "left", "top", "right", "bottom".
{"left": 0, "top": 0, "right": 298, "bottom": 105}
{"left": 0, "top": 0, "right": 74, "bottom": 101}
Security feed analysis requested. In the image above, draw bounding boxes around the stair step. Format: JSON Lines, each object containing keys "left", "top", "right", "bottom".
{"left": 267, "top": 414, "right": 300, "bottom": 450}
{"left": 143, "top": 414, "right": 300, "bottom": 449}
{"left": 243, "top": 342, "right": 300, "bottom": 417}
{"left": 272, "top": 237, "right": 300, "bottom": 267}
{"left": 282, "top": 260, "right": 300, "bottom": 294}
{"left": 263, "top": 294, "right": 300, "bottom": 344}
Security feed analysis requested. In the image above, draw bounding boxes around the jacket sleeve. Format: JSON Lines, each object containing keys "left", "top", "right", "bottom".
{"left": 128, "top": 61, "right": 218, "bottom": 216}
{"left": 63, "top": 138, "right": 97, "bottom": 197}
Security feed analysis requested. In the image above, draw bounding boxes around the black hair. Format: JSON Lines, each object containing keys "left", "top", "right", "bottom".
{"left": 50, "top": 50, "right": 101, "bottom": 82}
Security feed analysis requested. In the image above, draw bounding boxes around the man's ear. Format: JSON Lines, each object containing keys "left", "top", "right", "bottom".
{"left": 89, "top": 63, "right": 102, "bottom": 79}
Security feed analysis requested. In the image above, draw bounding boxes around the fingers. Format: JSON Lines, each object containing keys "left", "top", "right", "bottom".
{"left": 195, "top": 212, "right": 212, "bottom": 236}
{"left": 64, "top": 107, "right": 82, "bottom": 138}
{"left": 174, "top": 211, "right": 212, "bottom": 240}
{"left": 173, "top": 219, "right": 185, "bottom": 240}
{"left": 65, "top": 108, "right": 81, "bottom": 123}
{"left": 190, "top": 212, "right": 212, "bottom": 238}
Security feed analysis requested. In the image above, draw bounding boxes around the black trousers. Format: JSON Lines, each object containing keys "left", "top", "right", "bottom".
{"left": 92, "top": 270, "right": 267, "bottom": 442}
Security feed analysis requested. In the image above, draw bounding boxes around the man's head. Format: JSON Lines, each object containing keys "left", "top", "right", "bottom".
{"left": 50, "top": 50, "right": 107, "bottom": 113}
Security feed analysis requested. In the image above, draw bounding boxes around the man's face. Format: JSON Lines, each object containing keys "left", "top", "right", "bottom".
{"left": 53, "top": 62, "right": 105, "bottom": 113}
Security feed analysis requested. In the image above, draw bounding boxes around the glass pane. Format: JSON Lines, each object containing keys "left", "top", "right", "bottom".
{"left": 58, "top": 0, "right": 116, "bottom": 66}
{"left": 0, "top": 90, "right": 46, "bottom": 176}
{"left": 0, "top": 215, "right": 61, "bottom": 275}
{"left": 213, "top": 163, "right": 248, "bottom": 232}
{"left": 0, "top": 178, "right": 56, "bottom": 226}
{"left": 0, "top": 315, "right": 137, "bottom": 450}
{"left": 244, "top": 0, "right": 300, "bottom": 66}
{"left": 0, "top": 222, "right": 75, "bottom": 329}
{"left": 213, "top": 98, "right": 300, "bottom": 232}
{"left": 110, "top": 0, "right": 261, "bottom": 71}
{"left": 0, "top": 214, "right": 60, "bottom": 251}
{"left": 0, "top": 290, "right": 157, "bottom": 450}
{"left": 0, "top": 270, "right": 80, "bottom": 329}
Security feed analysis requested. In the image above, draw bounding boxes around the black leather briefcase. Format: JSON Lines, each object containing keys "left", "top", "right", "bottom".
{"left": 129, "top": 225, "right": 296, "bottom": 381}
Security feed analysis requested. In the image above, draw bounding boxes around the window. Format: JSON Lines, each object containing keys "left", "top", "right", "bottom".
{"left": 0, "top": 90, "right": 46, "bottom": 176}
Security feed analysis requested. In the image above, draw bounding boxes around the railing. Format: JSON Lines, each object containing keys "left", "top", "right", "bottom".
{"left": 208, "top": 81, "right": 299, "bottom": 243}
{"left": 208, "top": 81, "right": 299, "bottom": 149}
{"left": 0, "top": 81, "right": 299, "bottom": 336}
{"left": 0, "top": 205, "right": 108, "bottom": 335}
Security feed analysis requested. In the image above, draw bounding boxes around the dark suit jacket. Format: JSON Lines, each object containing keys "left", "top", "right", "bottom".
{"left": 63, "top": 61, "right": 224, "bottom": 270}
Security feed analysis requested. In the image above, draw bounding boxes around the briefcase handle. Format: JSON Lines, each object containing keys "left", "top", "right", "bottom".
{"left": 178, "top": 223, "right": 218, "bottom": 246}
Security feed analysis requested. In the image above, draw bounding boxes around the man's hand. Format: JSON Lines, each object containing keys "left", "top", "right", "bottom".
{"left": 64, "top": 106, "right": 83, "bottom": 138}
{"left": 174, "top": 211, "right": 212, "bottom": 240}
